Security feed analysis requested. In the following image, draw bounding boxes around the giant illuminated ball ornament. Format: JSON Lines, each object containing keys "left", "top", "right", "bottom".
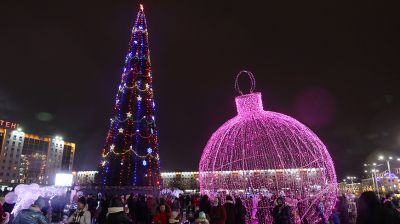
{"left": 199, "top": 71, "right": 337, "bottom": 223}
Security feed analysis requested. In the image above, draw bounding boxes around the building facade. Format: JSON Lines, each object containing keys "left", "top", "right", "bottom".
{"left": 161, "top": 172, "right": 199, "bottom": 191}
{"left": 73, "top": 171, "right": 98, "bottom": 186}
{"left": 0, "top": 119, "right": 76, "bottom": 185}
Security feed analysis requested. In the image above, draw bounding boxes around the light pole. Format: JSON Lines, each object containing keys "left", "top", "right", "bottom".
{"left": 365, "top": 170, "right": 375, "bottom": 191}
{"left": 372, "top": 169, "right": 380, "bottom": 198}
{"left": 347, "top": 176, "right": 356, "bottom": 193}
{"left": 378, "top": 155, "right": 400, "bottom": 190}
{"left": 364, "top": 163, "right": 382, "bottom": 197}
{"left": 378, "top": 155, "right": 393, "bottom": 175}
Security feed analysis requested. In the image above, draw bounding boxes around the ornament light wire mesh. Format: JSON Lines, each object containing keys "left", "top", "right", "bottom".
{"left": 199, "top": 71, "right": 337, "bottom": 223}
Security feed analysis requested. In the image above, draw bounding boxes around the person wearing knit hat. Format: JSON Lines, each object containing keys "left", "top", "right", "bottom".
{"left": 195, "top": 211, "right": 209, "bottom": 224}
{"left": 67, "top": 197, "right": 91, "bottom": 224}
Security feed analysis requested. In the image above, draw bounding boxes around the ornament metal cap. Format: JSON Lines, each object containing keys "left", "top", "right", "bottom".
{"left": 234, "top": 70, "right": 263, "bottom": 114}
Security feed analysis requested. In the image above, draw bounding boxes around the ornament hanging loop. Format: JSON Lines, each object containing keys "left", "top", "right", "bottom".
{"left": 235, "top": 70, "right": 256, "bottom": 95}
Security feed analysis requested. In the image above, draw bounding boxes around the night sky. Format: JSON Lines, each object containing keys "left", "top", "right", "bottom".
{"left": 1, "top": 0, "right": 399, "bottom": 179}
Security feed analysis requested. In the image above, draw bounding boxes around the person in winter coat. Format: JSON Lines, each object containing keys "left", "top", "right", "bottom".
{"left": 67, "top": 197, "right": 91, "bottom": 224}
{"left": 86, "top": 194, "right": 97, "bottom": 223}
{"left": 107, "top": 197, "right": 132, "bottom": 224}
{"left": 200, "top": 195, "right": 211, "bottom": 215}
{"left": 171, "top": 197, "right": 181, "bottom": 212}
{"left": 271, "top": 196, "right": 294, "bottom": 224}
{"left": 356, "top": 191, "right": 394, "bottom": 224}
{"left": 135, "top": 195, "right": 149, "bottom": 224}
{"left": 12, "top": 198, "right": 49, "bottom": 224}
{"left": 235, "top": 197, "right": 247, "bottom": 224}
{"left": 223, "top": 195, "right": 236, "bottom": 224}
{"left": 126, "top": 194, "right": 136, "bottom": 221}
{"left": 96, "top": 196, "right": 109, "bottom": 224}
{"left": 154, "top": 204, "right": 170, "bottom": 224}
{"left": 209, "top": 198, "right": 226, "bottom": 224}
{"left": 337, "top": 194, "right": 349, "bottom": 224}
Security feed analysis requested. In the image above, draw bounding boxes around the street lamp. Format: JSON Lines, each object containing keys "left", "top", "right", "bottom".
{"left": 377, "top": 155, "right": 400, "bottom": 190}
{"left": 347, "top": 176, "right": 357, "bottom": 193}
{"left": 377, "top": 155, "right": 400, "bottom": 175}
{"left": 364, "top": 163, "right": 382, "bottom": 198}
{"left": 372, "top": 169, "right": 380, "bottom": 198}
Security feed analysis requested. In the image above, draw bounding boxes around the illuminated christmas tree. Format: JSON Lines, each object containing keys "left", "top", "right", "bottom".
{"left": 98, "top": 4, "right": 161, "bottom": 187}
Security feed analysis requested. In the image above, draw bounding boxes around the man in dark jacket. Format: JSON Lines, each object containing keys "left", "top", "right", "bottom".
{"left": 135, "top": 195, "right": 149, "bottom": 224}
{"left": 271, "top": 197, "right": 294, "bottom": 224}
{"left": 12, "top": 198, "right": 49, "bottom": 224}
{"left": 200, "top": 195, "right": 212, "bottom": 215}
{"left": 86, "top": 194, "right": 97, "bottom": 223}
{"left": 107, "top": 197, "right": 132, "bottom": 224}
{"left": 223, "top": 195, "right": 236, "bottom": 224}
{"left": 127, "top": 194, "right": 136, "bottom": 221}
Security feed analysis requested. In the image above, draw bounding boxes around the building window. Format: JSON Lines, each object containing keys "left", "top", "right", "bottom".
{"left": 19, "top": 136, "right": 22, "bottom": 141}
{"left": 13, "top": 136, "right": 16, "bottom": 140}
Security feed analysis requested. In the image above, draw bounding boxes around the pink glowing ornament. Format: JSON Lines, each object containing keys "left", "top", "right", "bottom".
{"left": 199, "top": 71, "right": 337, "bottom": 223}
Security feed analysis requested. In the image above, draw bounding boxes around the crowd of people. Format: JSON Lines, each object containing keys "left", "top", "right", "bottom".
{"left": 2, "top": 189, "right": 400, "bottom": 224}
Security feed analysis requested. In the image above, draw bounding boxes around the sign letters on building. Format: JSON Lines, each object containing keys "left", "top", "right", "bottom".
{"left": 0, "top": 120, "right": 19, "bottom": 129}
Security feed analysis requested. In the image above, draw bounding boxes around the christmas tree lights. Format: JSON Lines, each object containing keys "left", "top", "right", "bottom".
{"left": 98, "top": 4, "right": 161, "bottom": 187}
{"left": 199, "top": 71, "right": 337, "bottom": 223}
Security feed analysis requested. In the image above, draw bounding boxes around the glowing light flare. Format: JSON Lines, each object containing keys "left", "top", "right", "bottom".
{"left": 55, "top": 173, "right": 73, "bottom": 187}
{"left": 199, "top": 88, "right": 337, "bottom": 223}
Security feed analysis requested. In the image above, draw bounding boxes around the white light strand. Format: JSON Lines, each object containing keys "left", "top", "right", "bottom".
{"left": 102, "top": 145, "right": 159, "bottom": 160}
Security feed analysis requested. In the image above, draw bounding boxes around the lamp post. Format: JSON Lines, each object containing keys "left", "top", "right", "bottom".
{"left": 347, "top": 176, "right": 356, "bottom": 193}
{"left": 378, "top": 155, "right": 400, "bottom": 190}
{"left": 364, "top": 163, "right": 382, "bottom": 197}
{"left": 372, "top": 169, "right": 380, "bottom": 198}
{"left": 378, "top": 155, "right": 393, "bottom": 175}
